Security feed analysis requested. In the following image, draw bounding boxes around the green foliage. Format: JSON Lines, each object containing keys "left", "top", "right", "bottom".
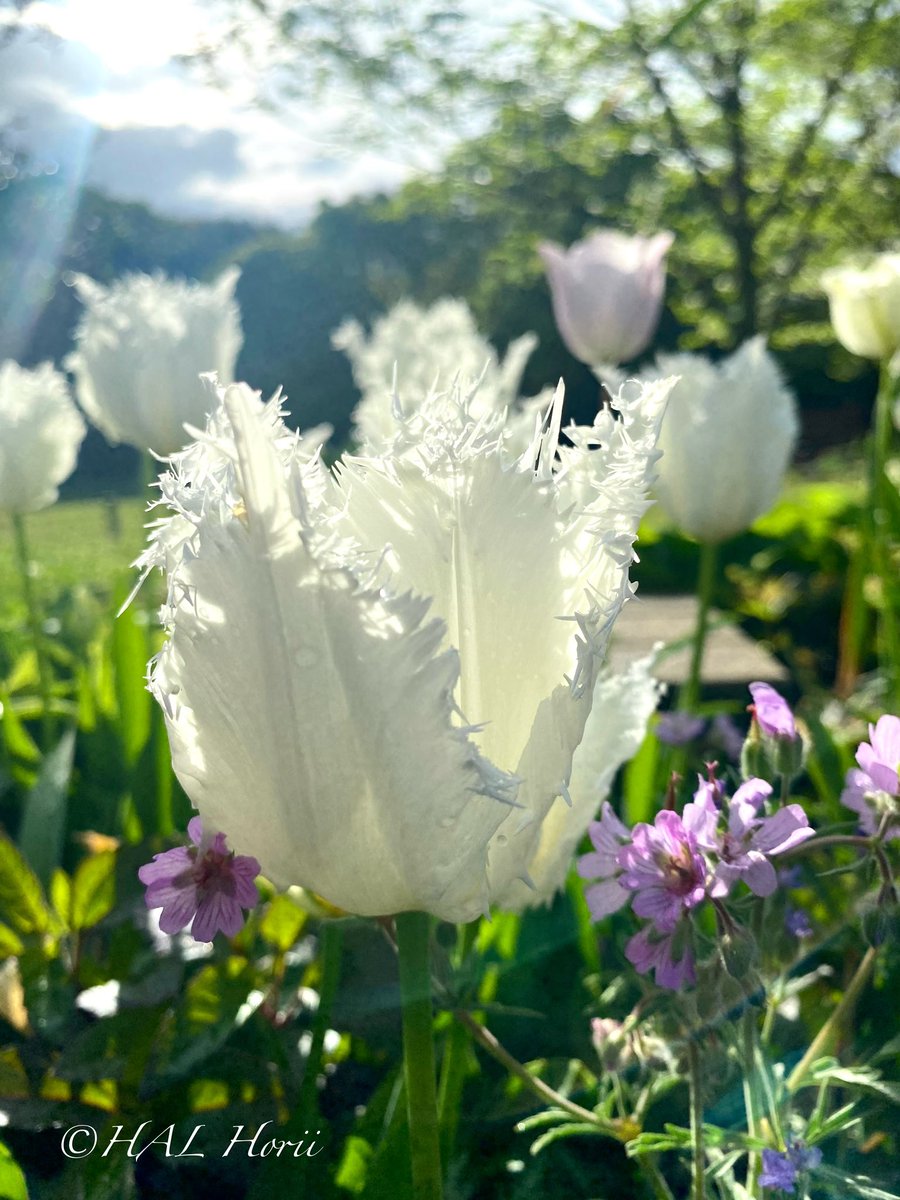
{"left": 0, "top": 1143, "right": 28, "bottom": 1200}
{"left": 18, "top": 730, "right": 75, "bottom": 888}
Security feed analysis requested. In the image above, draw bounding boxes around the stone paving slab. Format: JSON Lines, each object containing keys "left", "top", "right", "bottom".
{"left": 607, "top": 594, "right": 787, "bottom": 685}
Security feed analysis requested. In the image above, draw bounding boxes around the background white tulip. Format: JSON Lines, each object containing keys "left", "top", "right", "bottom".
{"left": 0, "top": 359, "right": 86, "bottom": 513}
{"left": 68, "top": 268, "right": 243, "bottom": 455}
{"left": 604, "top": 337, "right": 798, "bottom": 544}
{"left": 332, "top": 297, "right": 552, "bottom": 449}
{"left": 822, "top": 253, "right": 900, "bottom": 363}
{"left": 538, "top": 230, "right": 674, "bottom": 367}
{"left": 492, "top": 655, "right": 662, "bottom": 910}
{"left": 144, "top": 371, "right": 671, "bottom": 922}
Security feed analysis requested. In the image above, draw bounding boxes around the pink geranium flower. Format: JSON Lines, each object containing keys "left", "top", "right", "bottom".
{"left": 577, "top": 801, "right": 633, "bottom": 920}
{"left": 617, "top": 810, "right": 708, "bottom": 932}
{"left": 841, "top": 715, "right": 900, "bottom": 838}
{"left": 710, "top": 779, "right": 814, "bottom": 898}
{"left": 138, "top": 817, "right": 261, "bottom": 942}
{"left": 625, "top": 923, "right": 695, "bottom": 989}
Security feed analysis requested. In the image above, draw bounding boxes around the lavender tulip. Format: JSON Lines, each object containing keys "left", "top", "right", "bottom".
{"left": 538, "top": 230, "right": 673, "bottom": 366}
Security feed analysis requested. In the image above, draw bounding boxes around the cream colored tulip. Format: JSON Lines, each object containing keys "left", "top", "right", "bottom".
{"left": 822, "top": 253, "right": 900, "bottom": 362}
{"left": 333, "top": 297, "right": 551, "bottom": 450}
{"left": 491, "top": 655, "right": 661, "bottom": 910}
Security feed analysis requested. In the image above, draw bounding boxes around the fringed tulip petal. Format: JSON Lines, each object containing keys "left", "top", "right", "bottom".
{"left": 333, "top": 297, "right": 547, "bottom": 451}
{"left": 150, "top": 383, "right": 516, "bottom": 922}
{"left": 493, "top": 656, "right": 661, "bottom": 908}
{"left": 68, "top": 268, "right": 242, "bottom": 455}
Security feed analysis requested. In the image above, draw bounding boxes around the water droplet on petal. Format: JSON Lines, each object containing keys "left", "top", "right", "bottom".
{"left": 294, "top": 646, "right": 318, "bottom": 668}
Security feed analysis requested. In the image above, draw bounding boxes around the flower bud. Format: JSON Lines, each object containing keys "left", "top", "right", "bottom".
{"left": 0, "top": 360, "right": 85, "bottom": 513}
{"left": 601, "top": 339, "right": 798, "bottom": 543}
{"left": 748, "top": 682, "right": 806, "bottom": 783}
{"left": 590, "top": 1018, "right": 634, "bottom": 1072}
{"left": 719, "top": 928, "right": 759, "bottom": 980}
{"left": 68, "top": 268, "right": 243, "bottom": 455}
{"left": 538, "top": 230, "right": 673, "bottom": 366}
{"left": 740, "top": 721, "right": 767, "bottom": 782}
{"left": 822, "top": 253, "right": 900, "bottom": 362}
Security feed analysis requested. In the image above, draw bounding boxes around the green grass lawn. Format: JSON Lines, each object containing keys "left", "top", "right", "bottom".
{"left": 1, "top": 497, "right": 149, "bottom": 616}
{"left": 0, "top": 469, "right": 864, "bottom": 622}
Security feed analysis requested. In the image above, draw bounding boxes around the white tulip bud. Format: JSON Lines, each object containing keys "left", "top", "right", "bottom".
{"left": 822, "top": 253, "right": 900, "bottom": 362}
{"left": 0, "top": 359, "right": 85, "bottom": 513}
{"left": 603, "top": 338, "right": 798, "bottom": 544}
{"left": 67, "top": 268, "right": 242, "bottom": 455}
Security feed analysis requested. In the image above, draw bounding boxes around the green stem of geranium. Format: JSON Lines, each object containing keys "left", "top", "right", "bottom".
{"left": 639, "top": 1156, "right": 677, "bottom": 1200}
{"left": 742, "top": 1009, "right": 764, "bottom": 1199}
{"left": 396, "top": 911, "right": 443, "bottom": 1200}
{"left": 687, "top": 1038, "right": 706, "bottom": 1200}
{"left": 297, "top": 920, "right": 343, "bottom": 1124}
{"left": 11, "top": 512, "right": 54, "bottom": 751}
{"left": 681, "top": 540, "right": 718, "bottom": 714}
{"left": 786, "top": 945, "right": 878, "bottom": 1094}
{"left": 437, "top": 921, "right": 478, "bottom": 1163}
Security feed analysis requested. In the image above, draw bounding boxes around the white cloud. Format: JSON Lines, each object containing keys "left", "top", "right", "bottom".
{"left": 0, "top": 1, "right": 433, "bottom": 227}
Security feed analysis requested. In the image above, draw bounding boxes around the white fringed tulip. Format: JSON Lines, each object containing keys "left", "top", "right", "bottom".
{"left": 822, "top": 254, "right": 900, "bottom": 362}
{"left": 0, "top": 360, "right": 86, "bottom": 512}
{"left": 605, "top": 338, "right": 798, "bottom": 544}
{"left": 143, "top": 372, "right": 671, "bottom": 922}
{"left": 538, "top": 230, "right": 673, "bottom": 366}
{"left": 68, "top": 269, "right": 242, "bottom": 455}
{"left": 493, "top": 656, "right": 661, "bottom": 910}
{"left": 332, "top": 297, "right": 550, "bottom": 449}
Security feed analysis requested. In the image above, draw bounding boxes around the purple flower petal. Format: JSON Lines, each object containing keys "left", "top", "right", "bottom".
{"left": 749, "top": 682, "right": 795, "bottom": 738}
{"left": 752, "top": 805, "right": 814, "bottom": 855}
{"left": 158, "top": 889, "right": 201, "bottom": 935}
{"left": 739, "top": 851, "right": 778, "bottom": 897}
{"left": 760, "top": 1148, "right": 797, "bottom": 1193}
{"left": 632, "top": 885, "right": 683, "bottom": 931}
{"left": 138, "top": 820, "right": 261, "bottom": 945}
{"left": 682, "top": 789, "right": 721, "bottom": 851}
{"left": 137, "top": 846, "right": 193, "bottom": 886}
{"left": 869, "top": 715, "right": 900, "bottom": 770}
{"left": 584, "top": 879, "right": 630, "bottom": 920}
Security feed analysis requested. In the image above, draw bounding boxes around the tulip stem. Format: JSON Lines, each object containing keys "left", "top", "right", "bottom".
{"left": 396, "top": 911, "right": 443, "bottom": 1200}
{"left": 11, "top": 512, "right": 54, "bottom": 751}
{"left": 681, "top": 540, "right": 718, "bottom": 714}
{"left": 297, "top": 920, "right": 343, "bottom": 1124}
{"left": 870, "top": 362, "right": 899, "bottom": 705}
